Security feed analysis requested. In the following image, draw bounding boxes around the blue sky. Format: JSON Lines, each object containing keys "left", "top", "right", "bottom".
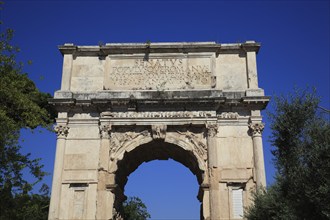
{"left": 2, "top": 1, "right": 329, "bottom": 219}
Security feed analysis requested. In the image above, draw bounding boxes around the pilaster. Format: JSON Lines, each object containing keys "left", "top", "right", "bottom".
{"left": 96, "top": 123, "right": 113, "bottom": 219}
{"left": 206, "top": 123, "right": 220, "bottom": 220}
{"left": 49, "top": 117, "right": 69, "bottom": 220}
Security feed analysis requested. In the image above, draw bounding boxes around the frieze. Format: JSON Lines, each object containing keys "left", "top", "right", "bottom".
{"left": 101, "top": 111, "right": 215, "bottom": 118}
{"left": 217, "top": 112, "right": 239, "bottom": 119}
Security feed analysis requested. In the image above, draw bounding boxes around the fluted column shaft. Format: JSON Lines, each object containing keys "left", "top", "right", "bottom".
{"left": 249, "top": 122, "right": 266, "bottom": 188}
{"left": 49, "top": 123, "right": 69, "bottom": 220}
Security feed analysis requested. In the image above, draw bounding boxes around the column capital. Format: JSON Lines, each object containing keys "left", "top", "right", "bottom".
{"left": 99, "top": 124, "right": 112, "bottom": 139}
{"left": 206, "top": 123, "right": 218, "bottom": 137}
{"left": 54, "top": 125, "right": 69, "bottom": 138}
{"left": 249, "top": 122, "right": 265, "bottom": 136}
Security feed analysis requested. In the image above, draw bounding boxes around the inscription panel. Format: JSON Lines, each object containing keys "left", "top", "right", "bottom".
{"left": 104, "top": 53, "right": 215, "bottom": 90}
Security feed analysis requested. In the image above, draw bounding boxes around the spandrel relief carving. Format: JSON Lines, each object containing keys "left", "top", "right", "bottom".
{"left": 176, "top": 128, "right": 208, "bottom": 161}
{"left": 109, "top": 127, "right": 150, "bottom": 161}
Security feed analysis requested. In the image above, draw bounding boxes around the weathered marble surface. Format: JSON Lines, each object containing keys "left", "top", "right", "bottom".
{"left": 49, "top": 41, "right": 268, "bottom": 220}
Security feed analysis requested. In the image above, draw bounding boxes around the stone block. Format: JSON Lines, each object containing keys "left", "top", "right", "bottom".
{"left": 246, "top": 89, "right": 265, "bottom": 96}
{"left": 220, "top": 168, "right": 253, "bottom": 182}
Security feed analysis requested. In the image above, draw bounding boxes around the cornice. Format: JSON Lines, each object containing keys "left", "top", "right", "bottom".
{"left": 49, "top": 90, "right": 269, "bottom": 112}
{"left": 58, "top": 41, "right": 260, "bottom": 56}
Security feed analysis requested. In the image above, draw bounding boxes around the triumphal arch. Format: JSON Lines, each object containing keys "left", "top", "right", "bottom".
{"left": 48, "top": 41, "right": 269, "bottom": 220}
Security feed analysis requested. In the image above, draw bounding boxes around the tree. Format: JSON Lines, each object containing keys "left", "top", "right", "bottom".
{"left": 246, "top": 88, "right": 330, "bottom": 220}
{"left": 0, "top": 6, "right": 55, "bottom": 219}
{"left": 1, "top": 184, "right": 50, "bottom": 220}
{"left": 122, "top": 196, "right": 151, "bottom": 220}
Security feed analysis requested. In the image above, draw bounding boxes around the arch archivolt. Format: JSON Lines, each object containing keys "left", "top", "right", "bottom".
{"left": 107, "top": 127, "right": 152, "bottom": 173}
{"left": 165, "top": 129, "right": 208, "bottom": 171}
{"left": 107, "top": 124, "right": 208, "bottom": 176}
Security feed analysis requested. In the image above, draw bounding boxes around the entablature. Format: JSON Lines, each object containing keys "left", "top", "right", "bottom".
{"left": 50, "top": 89, "right": 269, "bottom": 113}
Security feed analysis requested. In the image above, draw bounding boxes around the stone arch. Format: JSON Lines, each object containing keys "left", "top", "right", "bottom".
{"left": 108, "top": 131, "right": 207, "bottom": 176}
{"left": 107, "top": 128, "right": 208, "bottom": 218}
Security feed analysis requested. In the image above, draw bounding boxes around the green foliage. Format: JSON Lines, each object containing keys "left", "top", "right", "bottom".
{"left": 246, "top": 185, "right": 296, "bottom": 220}
{"left": 1, "top": 184, "right": 50, "bottom": 220}
{"left": 0, "top": 20, "right": 54, "bottom": 219}
{"left": 245, "top": 88, "right": 330, "bottom": 220}
{"left": 123, "top": 196, "right": 151, "bottom": 220}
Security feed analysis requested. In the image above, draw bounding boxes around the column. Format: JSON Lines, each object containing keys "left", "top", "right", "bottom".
{"left": 96, "top": 123, "right": 113, "bottom": 219}
{"left": 249, "top": 121, "right": 266, "bottom": 188}
{"left": 49, "top": 121, "right": 69, "bottom": 220}
{"left": 206, "top": 123, "right": 220, "bottom": 220}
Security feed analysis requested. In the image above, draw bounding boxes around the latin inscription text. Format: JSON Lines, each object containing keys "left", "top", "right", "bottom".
{"left": 106, "top": 57, "right": 213, "bottom": 90}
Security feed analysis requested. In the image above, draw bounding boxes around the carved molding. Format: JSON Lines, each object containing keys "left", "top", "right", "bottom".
{"left": 99, "top": 124, "right": 112, "bottom": 139}
{"left": 151, "top": 124, "right": 167, "bottom": 140}
{"left": 206, "top": 123, "right": 218, "bottom": 137}
{"left": 100, "top": 111, "right": 215, "bottom": 118}
{"left": 249, "top": 122, "right": 265, "bottom": 135}
{"left": 54, "top": 125, "right": 69, "bottom": 138}
{"left": 217, "top": 112, "right": 239, "bottom": 119}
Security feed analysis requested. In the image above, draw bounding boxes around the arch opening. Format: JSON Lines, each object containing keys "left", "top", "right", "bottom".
{"left": 113, "top": 140, "right": 206, "bottom": 218}
{"left": 125, "top": 159, "right": 201, "bottom": 219}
